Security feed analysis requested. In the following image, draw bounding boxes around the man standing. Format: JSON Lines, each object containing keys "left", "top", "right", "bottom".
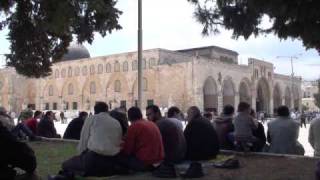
{"left": 146, "top": 105, "right": 186, "bottom": 163}
{"left": 61, "top": 102, "right": 122, "bottom": 177}
{"left": 63, "top": 112, "right": 88, "bottom": 140}
{"left": 309, "top": 115, "right": 320, "bottom": 157}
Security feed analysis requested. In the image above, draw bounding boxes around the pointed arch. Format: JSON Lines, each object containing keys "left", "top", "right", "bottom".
{"left": 203, "top": 76, "right": 218, "bottom": 112}
{"left": 256, "top": 77, "right": 270, "bottom": 112}
{"left": 273, "top": 83, "right": 282, "bottom": 110}
{"left": 222, "top": 76, "right": 235, "bottom": 107}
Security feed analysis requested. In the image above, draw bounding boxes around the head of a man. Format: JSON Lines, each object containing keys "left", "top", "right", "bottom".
{"left": 94, "top": 102, "right": 108, "bottom": 114}
{"left": 128, "top": 107, "right": 143, "bottom": 122}
{"left": 79, "top": 111, "right": 88, "bottom": 120}
{"left": 277, "top": 106, "right": 290, "bottom": 117}
{"left": 223, "top": 105, "right": 235, "bottom": 116}
{"left": 146, "top": 105, "right": 162, "bottom": 122}
{"left": 167, "top": 106, "right": 182, "bottom": 119}
{"left": 45, "top": 111, "right": 54, "bottom": 121}
{"left": 187, "top": 106, "right": 201, "bottom": 122}
{"left": 237, "top": 102, "right": 251, "bottom": 114}
{"left": 34, "top": 111, "right": 42, "bottom": 119}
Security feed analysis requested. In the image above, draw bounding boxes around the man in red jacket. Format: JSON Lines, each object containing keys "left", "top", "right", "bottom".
{"left": 24, "top": 111, "right": 42, "bottom": 134}
{"left": 120, "top": 107, "right": 164, "bottom": 171}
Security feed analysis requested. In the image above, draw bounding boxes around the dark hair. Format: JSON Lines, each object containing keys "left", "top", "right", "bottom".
{"left": 277, "top": 106, "right": 290, "bottom": 117}
{"left": 250, "top": 109, "right": 256, "bottom": 116}
{"left": 44, "top": 111, "right": 53, "bottom": 120}
{"left": 167, "top": 106, "right": 181, "bottom": 118}
{"left": 79, "top": 111, "right": 88, "bottom": 118}
{"left": 34, "top": 111, "right": 42, "bottom": 118}
{"left": 237, "top": 102, "right": 250, "bottom": 112}
{"left": 146, "top": 105, "right": 161, "bottom": 116}
{"left": 94, "top": 102, "right": 108, "bottom": 114}
{"left": 223, "top": 105, "right": 234, "bottom": 115}
{"left": 110, "top": 110, "right": 128, "bottom": 135}
{"left": 203, "top": 112, "right": 213, "bottom": 119}
{"left": 128, "top": 107, "right": 143, "bottom": 122}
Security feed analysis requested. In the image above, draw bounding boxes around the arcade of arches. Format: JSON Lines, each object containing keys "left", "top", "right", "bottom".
{"left": 203, "top": 77, "right": 300, "bottom": 114}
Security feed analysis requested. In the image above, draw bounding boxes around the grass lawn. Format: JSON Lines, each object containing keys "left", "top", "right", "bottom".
{"left": 29, "top": 141, "right": 319, "bottom": 180}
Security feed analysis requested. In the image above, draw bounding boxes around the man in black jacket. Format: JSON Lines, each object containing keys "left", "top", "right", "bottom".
{"left": 63, "top": 112, "right": 88, "bottom": 140}
{"left": 0, "top": 122, "right": 37, "bottom": 179}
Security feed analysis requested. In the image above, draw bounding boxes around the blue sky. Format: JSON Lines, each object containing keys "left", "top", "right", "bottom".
{"left": 0, "top": 0, "right": 319, "bottom": 80}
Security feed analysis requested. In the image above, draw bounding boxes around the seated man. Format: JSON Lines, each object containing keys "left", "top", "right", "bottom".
{"left": 61, "top": 102, "right": 123, "bottom": 177}
{"left": 166, "top": 106, "right": 184, "bottom": 130}
{"left": 146, "top": 105, "right": 186, "bottom": 163}
{"left": 25, "top": 110, "right": 42, "bottom": 134}
{"left": 63, "top": 111, "right": 88, "bottom": 140}
{"left": 267, "top": 106, "right": 304, "bottom": 155}
{"left": 233, "top": 102, "right": 258, "bottom": 151}
{"left": 120, "top": 107, "right": 164, "bottom": 171}
{"left": 37, "top": 111, "right": 61, "bottom": 138}
{"left": 213, "top": 105, "right": 235, "bottom": 150}
{"left": 184, "top": 106, "right": 219, "bottom": 161}
{"left": 0, "top": 106, "right": 37, "bottom": 140}
{"left": 0, "top": 122, "right": 37, "bottom": 179}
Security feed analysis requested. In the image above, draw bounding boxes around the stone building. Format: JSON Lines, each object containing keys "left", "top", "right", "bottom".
{"left": 302, "top": 80, "right": 319, "bottom": 111}
{"left": 0, "top": 44, "right": 302, "bottom": 114}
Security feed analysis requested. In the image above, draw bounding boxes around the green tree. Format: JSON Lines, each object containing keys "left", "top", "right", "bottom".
{"left": 314, "top": 79, "right": 320, "bottom": 109}
{"left": 187, "top": 0, "right": 320, "bottom": 52}
{"left": 0, "top": 0, "right": 122, "bottom": 78}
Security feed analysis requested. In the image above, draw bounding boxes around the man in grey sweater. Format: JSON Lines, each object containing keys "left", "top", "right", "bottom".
{"left": 309, "top": 114, "right": 320, "bottom": 157}
{"left": 267, "top": 106, "right": 304, "bottom": 155}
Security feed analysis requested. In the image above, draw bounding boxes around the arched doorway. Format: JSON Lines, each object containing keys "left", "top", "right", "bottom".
{"left": 222, "top": 77, "right": 235, "bottom": 107}
{"left": 284, "top": 87, "right": 292, "bottom": 108}
{"left": 256, "top": 78, "right": 270, "bottom": 113}
{"left": 203, "top": 77, "right": 218, "bottom": 112}
{"left": 239, "top": 81, "right": 251, "bottom": 105}
{"left": 273, "top": 83, "right": 282, "bottom": 111}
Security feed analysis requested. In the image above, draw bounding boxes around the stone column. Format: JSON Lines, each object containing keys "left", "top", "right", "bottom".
{"left": 281, "top": 96, "right": 285, "bottom": 106}
{"left": 217, "top": 92, "right": 223, "bottom": 114}
{"left": 195, "top": 87, "right": 204, "bottom": 112}
{"left": 234, "top": 92, "right": 240, "bottom": 110}
{"left": 269, "top": 98, "right": 274, "bottom": 115}
{"left": 39, "top": 97, "right": 43, "bottom": 110}
{"left": 59, "top": 96, "right": 63, "bottom": 110}
{"left": 251, "top": 87, "right": 257, "bottom": 111}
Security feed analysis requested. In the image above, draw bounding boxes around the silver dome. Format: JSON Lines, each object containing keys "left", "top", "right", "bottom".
{"left": 61, "top": 44, "right": 91, "bottom": 61}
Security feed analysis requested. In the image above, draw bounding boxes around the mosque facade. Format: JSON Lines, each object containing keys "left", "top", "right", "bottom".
{"left": 0, "top": 44, "right": 302, "bottom": 114}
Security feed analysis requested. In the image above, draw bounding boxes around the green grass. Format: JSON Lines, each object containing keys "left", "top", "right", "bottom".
{"left": 29, "top": 141, "right": 77, "bottom": 178}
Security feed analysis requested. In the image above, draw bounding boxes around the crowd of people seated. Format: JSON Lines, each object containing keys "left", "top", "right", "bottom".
{"left": 1, "top": 101, "right": 320, "bottom": 179}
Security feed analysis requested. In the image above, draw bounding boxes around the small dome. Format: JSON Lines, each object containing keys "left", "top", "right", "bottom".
{"left": 61, "top": 44, "right": 90, "bottom": 61}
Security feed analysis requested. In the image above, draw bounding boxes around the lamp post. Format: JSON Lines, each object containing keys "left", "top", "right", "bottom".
{"left": 276, "top": 54, "right": 301, "bottom": 110}
{"left": 137, "top": 0, "right": 143, "bottom": 108}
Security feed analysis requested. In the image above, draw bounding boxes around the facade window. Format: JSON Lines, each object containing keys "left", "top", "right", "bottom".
{"left": 48, "top": 85, "right": 54, "bottom": 96}
{"left": 90, "top": 81, "right": 96, "bottom": 94}
{"left": 143, "top": 78, "right": 148, "bottom": 91}
{"left": 68, "top": 67, "right": 72, "bottom": 77}
{"left": 74, "top": 67, "right": 80, "bottom": 76}
{"left": 61, "top": 68, "right": 66, "bottom": 78}
{"left": 82, "top": 66, "right": 88, "bottom": 76}
{"left": 268, "top": 72, "right": 272, "bottom": 79}
{"left": 115, "top": 80, "right": 121, "bottom": 92}
{"left": 98, "top": 64, "right": 103, "bottom": 74}
{"left": 254, "top": 69, "right": 259, "bottom": 79}
{"left": 45, "top": 103, "right": 50, "bottom": 110}
{"left": 55, "top": 69, "right": 60, "bottom": 78}
{"left": 106, "top": 63, "right": 111, "bottom": 73}
{"left": 132, "top": 60, "right": 137, "bottom": 71}
{"left": 72, "top": 102, "right": 78, "bottom": 110}
{"left": 147, "top": 99, "right": 154, "bottom": 106}
{"left": 134, "top": 100, "right": 138, "bottom": 107}
{"left": 68, "top": 83, "right": 74, "bottom": 95}
{"left": 90, "top": 65, "right": 95, "bottom": 75}
{"left": 53, "top": 102, "right": 57, "bottom": 110}
{"left": 143, "top": 58, "right": 146, "bottom": 69}
{"left": 149, "top": 58, "right": 156, "bottom": 68}
{"left": 114, "top": 61, "right": 120, "bottom": 72}
{"left": 120, "top": 100, "right": 126, "bottom": 109}
{"left": 123, "top": 61, "right": 128, "bottom": 72}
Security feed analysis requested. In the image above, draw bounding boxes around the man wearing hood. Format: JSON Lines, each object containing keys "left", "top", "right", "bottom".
{"left": 213, "top": 105, "right": 235, "bottom": 150}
